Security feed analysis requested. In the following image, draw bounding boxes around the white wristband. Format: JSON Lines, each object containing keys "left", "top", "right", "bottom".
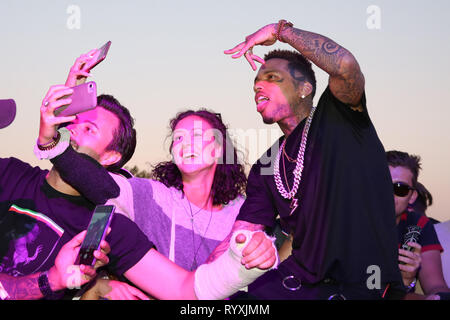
{"left": 34, "top": 127, "right": 71, "bottom": 160}
{"left": 194, "top": 230, "right": 278, "bottom": 300}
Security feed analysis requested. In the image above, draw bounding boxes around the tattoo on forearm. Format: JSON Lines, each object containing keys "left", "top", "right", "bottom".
{"left": 289, "top": 28, "right": 347, "bottom": 75}
{"left": 322, "top": 41, "right": 341, "bottom": 55}
{"left": 0, "top": 274, "right": 43, "bottom": 300}
{"left": 285, "top": 28, "right": 364, "bottom": 105}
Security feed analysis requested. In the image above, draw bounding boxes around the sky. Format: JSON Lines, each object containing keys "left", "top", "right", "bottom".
{"left": 1, "top": 0, "right": 449, "bottom": 222}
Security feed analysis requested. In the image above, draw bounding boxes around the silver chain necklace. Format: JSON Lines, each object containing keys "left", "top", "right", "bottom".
{"left": 186, "top": 195, "right": 213, "bottom": 271}
{"left": 273, "top": 106, "right": 316, "bottom": 215}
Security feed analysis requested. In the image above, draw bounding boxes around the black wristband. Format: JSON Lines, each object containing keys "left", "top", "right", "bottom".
{"left": 38, "top": 271, "right": 63, "bottom": 300}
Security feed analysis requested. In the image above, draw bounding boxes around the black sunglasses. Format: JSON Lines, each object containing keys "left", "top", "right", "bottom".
{"left": 393, "top": 182, "right": 414, "bottom": 197}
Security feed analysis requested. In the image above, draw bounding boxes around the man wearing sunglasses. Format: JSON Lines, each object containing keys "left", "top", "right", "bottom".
{"left": 387, "top": 150, "right": 449, "bottom": 295}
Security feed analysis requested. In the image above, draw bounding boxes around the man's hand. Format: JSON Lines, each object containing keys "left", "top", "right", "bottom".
{"left": 65, "top": 49, "right": 98, "bottom": 87}
{"left": 47, "top": 230, "right": 111, "bottom": 291}
{"left": 224, "top": 23, "right": 278, "bottom": 71}
{"left": 39, "top": 85, "right": 75, "bottom": 145}
{"left": 237, "top": 231, "right": 277, "bottom": 270}
{"left": 398, "top": 242, "right": 422, "bottom": 286}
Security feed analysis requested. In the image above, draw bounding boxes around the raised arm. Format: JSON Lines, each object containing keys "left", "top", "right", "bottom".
{"left": 281, "top": 25, "right": 365, "bottom": 107}
{"left": 225, "top": 21, "right": 365, "bottom": 108}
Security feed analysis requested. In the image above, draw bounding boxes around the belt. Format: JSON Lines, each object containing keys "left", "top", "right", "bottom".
{"left": 281, "top": 276, "right": 346, "bottom": 300}
{"left": 278, "top": 258, "right": 345, "bottom": 300}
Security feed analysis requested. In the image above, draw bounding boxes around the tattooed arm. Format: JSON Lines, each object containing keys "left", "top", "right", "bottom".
{"left": 0, "top": 231, "right": 110, "bottom": 300}
{"left": 225, "top": 22, "right": 365, "bottom": 109}
{"left": 0, "top": 265, "right": 74, "bottom": 300}
{"left": 0, "top": 273, "right": 42, "bottom": 300}
{"left": 281, "top": 27, "right": 365, "bottom": 108}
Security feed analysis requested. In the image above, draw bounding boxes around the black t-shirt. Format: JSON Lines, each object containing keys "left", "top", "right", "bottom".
{"left": 397, "top": 211, "right": 443, "bottom": 253}
{"left": 238, "top": 87, "right": 402, "bottom": 289}
{"left": 0, "top": 157, "right": 153, "bottom": 278}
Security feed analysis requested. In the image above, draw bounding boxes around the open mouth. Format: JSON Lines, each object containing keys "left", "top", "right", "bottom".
{"left": 255, "top": 95, "right": 270, "bottom": 111}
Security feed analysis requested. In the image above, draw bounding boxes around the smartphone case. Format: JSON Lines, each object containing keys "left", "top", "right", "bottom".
{"left": 78, "top": 205, "right": 115, "bottom": 266}
{"left": 54, "top": 81, "right": 97, "bottom": 117}
{"left": 84, "top": 41, "right": 111, "bottom": 72}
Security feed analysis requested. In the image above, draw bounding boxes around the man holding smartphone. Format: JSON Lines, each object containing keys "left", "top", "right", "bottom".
{"left": 0, "top": 90, "right": 153, "bottom": 299}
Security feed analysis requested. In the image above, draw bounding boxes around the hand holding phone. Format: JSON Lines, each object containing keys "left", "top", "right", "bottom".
{"left": 77, "top": 205, "right": 115, "bottom": 266}
{"left": 54, "top": 81, "right": 97, "bottom": 117}
{"left": 83, "top": 41, "right": 111, "bottom": 72}
{"left": 65, "top": 41, "right": 111, "bottom": 88}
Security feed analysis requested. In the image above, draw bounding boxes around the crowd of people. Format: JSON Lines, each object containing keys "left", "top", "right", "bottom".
{"left": 0, "top": 20, "right": 448, "bottom": 300}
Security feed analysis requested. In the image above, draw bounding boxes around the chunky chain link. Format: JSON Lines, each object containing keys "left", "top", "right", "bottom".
{"left": 274, "top": 106, "right": 317, "bottom": 200}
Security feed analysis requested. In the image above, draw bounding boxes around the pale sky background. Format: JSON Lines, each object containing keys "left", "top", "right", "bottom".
{"left": 0, "top": 0, "right": 449, "bottom": 222}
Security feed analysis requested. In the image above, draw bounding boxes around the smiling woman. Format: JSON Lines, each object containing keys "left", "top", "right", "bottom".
{"left": 153, "top": 109, "right": 246, "bottom": 207}
{"left": 74, "top": 109, "right": 250, "bottom": 299}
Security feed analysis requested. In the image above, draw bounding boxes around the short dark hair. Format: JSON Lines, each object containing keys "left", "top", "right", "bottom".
{"left": 264, "top": 49, "right": 317, "bottom": 98}
{"left": 386, "top": 150, "right": 422, "bottom": 188}
{"left": 151, "top": 109, "right": 247, "bottom": 206}
{"left": 97, "top": 94, "right": 136, "bottom": 172}
{"left": 411, "top": 181, "right": 433, "bottom": 213}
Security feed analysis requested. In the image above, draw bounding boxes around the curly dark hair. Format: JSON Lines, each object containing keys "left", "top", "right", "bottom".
{"left": 151, "top": 109, "right": 247, "bottom": 206}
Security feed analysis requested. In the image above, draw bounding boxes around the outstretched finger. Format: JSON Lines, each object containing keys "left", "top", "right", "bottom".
{"left": 251, "top": 54, "right": 265, "bottom": 65}
{"left": 52, "top": 115, "right": 76, "bottom": 124}
{"left": 46, "top": 88, "right": 74, "bottom": 106}
{"left": 42, "top": 85, "right": 70, "bottom": 104}
{"left": 245, "top": 51, "right": 257, "bottom": 71}
{"left": 224, "top": 42, "right": 246, "bottom": 55}
{"left": 231, "top": 42, "right": 253, "bottom": 59}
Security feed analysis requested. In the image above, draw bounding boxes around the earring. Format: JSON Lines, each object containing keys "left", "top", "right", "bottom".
{"left": 301, "top": 95, "right": 305, "bottom": 99}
